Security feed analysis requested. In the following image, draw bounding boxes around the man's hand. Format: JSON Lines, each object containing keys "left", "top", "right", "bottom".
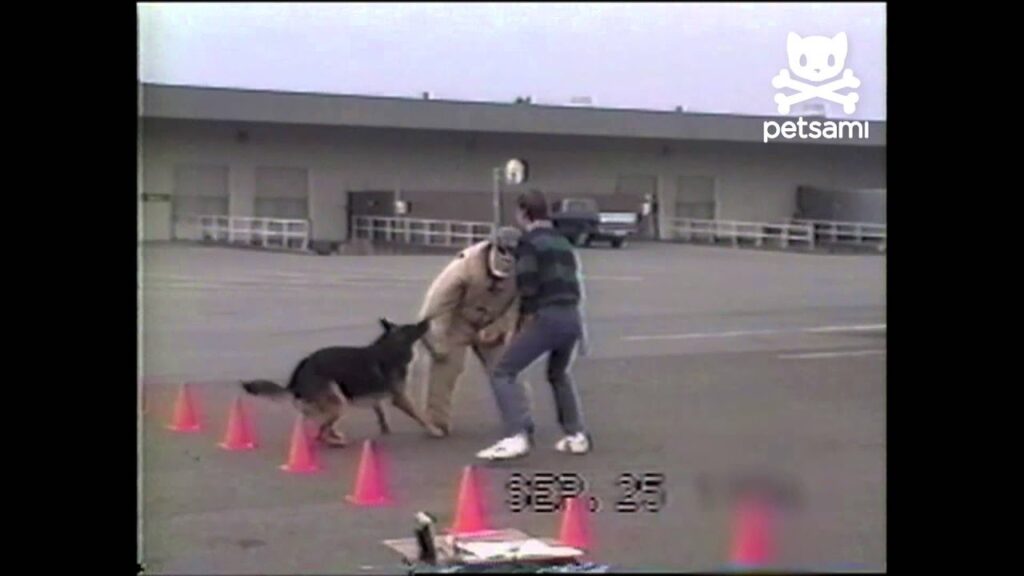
{"left": 477, "top": 327, "right": 505, "bottom": 346}
{"left": 516, "top": 313, "right": 536, "bottom": 334}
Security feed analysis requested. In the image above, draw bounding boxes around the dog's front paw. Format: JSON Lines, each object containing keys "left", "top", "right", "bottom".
{"left": 426, "top": 424, "right": 447, "bottom": 438}
{"left": 319, "top": 433, "right": 349, "bottom": 448}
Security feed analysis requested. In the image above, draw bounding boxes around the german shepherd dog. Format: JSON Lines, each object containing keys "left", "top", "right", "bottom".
{"left": 242, "top": 317, "right": 445, "bottom": 446}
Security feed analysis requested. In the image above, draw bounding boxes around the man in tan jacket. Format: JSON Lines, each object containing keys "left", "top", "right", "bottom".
{"left": 413, "top": 227, "right": 526, "bottom": 436}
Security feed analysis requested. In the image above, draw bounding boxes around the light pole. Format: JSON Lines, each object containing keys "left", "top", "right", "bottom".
{"left": 494, "top": 158, "right": 528, "bottom": 229}
{"left": 492, "top": 167, "right": 502, "bottom": 228}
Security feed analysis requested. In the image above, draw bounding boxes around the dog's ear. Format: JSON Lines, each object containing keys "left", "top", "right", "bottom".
{"left": 379, "top": 318, "right": 395, "bottom": 332}
{"left": 414, "top": 318, "right": 431, "bottom": 337}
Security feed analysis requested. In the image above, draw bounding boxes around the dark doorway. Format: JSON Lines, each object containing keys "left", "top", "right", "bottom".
{"left": 347, "top": 190, "right": 396, "bottom": 239}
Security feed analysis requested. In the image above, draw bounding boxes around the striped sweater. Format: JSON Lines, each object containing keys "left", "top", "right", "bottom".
{"left": 515, "top": 225, "right": 581, "bottom": 315}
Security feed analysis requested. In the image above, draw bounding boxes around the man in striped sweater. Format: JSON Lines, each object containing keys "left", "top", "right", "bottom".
{"left": 476, "top": 189, "right": 592, "bottom": 460}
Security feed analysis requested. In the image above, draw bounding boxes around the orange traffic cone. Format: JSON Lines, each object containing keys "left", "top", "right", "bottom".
{"left": 557, "top": 497, "right": 592, "bottom": 550}
{"left": 166, "top": 383, "right": 201, "bottom": 433}
{"left": 728, "top": 496, "right": 776, "bottom": 568}
{"left": 345, "top": 440, "right": 392, "bottom": 506}
{"left": 280, "top": 416, "right": 320, "bottom": 474}
{"left": 449, "top": 466, "right": 492, "bottom": 535}
{"left": 219, "top": 396, "right": 257, "bottom": 451}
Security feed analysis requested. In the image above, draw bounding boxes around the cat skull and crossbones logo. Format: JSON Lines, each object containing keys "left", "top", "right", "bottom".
{"left": 772, "top": 32, "right": 860, "bottom": 115}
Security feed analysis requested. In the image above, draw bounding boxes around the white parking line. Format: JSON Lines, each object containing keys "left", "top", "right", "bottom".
{"left": 804, "top": 324, "right": 887, "bottom": 334}
{"left": 583, "top": 275, "right": 645, "bottom": 282}
{"left": 623, "top": 323, "right": 886, "bottom": 342}
{"left": 778, "top": 349, "right": 886, "bottom": 360}
{"left": 624, "top": 328, "right": 787, "bottom": 341}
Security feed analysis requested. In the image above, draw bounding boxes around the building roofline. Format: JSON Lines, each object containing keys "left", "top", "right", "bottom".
{"left": 139, "top": 82, "right": 886, "bottom": 147}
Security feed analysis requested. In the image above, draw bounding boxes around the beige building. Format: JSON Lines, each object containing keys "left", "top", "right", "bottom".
{"left": 139, "top": 83, "right": 886, "bottom": 250}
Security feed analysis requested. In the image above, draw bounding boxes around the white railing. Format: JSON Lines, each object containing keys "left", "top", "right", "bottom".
{"left": 667, "top": 218, "right": 815, "bottom": 249}
{"left": 353, "top": 216, "right": 495, "bottom": 247}
{"left": 175, "top": 215, "right": 311, "bottom": 251}
{"left": 792, "top": 219, "right": 886, "bottom": 251}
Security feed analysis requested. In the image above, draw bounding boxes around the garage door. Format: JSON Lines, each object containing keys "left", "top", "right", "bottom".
{"left": 255, "top": 167, "right": 309, "bottom": 219}
{"left": 172, "top": 164, "right": 229, "bottom": 220}
{"left": 675, "top": 175, "right": 717, "bottom": 220}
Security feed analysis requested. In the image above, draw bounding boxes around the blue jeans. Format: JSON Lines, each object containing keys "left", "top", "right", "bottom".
{"left": 489, "top": 304, "right": 587, "bottom": 438}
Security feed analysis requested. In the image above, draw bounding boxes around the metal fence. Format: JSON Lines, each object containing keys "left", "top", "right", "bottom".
{"left": 792, "top": 219, "right": 886, "bottom": 252}
{"left": 174, "top": 215, "right": 311, "bottom": 251}
{"left": 353, "top": 215, "right": 883, "bottom": 254}
{"left": 353, "top": 216, "right": 495, "bottom": 247}
{"left": 666, "top": 218, "right": 816, "bottom": 250}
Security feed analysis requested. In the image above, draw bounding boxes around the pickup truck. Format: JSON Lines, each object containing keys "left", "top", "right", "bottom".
{"left": 550, "top": 197, "right": 639, "bottom": 248}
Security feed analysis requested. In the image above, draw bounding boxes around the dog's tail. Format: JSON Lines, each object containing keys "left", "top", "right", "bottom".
{"left": 242, "top": 358, "right": 310, "bottom": 402}
{"left": 241, "top": 379, "right": 292, "bottom": 401}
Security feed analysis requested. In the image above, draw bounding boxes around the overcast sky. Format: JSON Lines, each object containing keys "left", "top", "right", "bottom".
{"left": 138, "top": 2, "right": 886, "bottom": 120}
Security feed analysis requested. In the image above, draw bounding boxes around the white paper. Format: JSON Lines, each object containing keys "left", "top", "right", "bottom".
{"left": 456, "top": 539, "right": 582, "bottom": 560}
{"left": 516, "top": 539, "right": 582, "bottom": 558}
{"left": 456, "top": 541, "right": 517, "bottom": 559}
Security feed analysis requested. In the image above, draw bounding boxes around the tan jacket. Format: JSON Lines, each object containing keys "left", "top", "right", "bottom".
{"left": 418, "top": 241, "right": 520, "bottom": 354}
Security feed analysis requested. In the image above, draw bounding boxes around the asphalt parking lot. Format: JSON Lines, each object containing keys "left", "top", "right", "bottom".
{"left": 140, "top": 241, "right": 885, "bottom": 573}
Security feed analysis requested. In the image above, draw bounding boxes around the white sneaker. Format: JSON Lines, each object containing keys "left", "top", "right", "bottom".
{"left": 555, "top": 433, "right": 591, "bottom": 455}
{"left": 476, "top": 433, "right": 531, "bottom": 460}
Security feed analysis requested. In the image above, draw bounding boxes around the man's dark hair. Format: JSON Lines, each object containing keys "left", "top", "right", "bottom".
{"left": 517, "top": 189, "right": 550, "bottom": 221}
